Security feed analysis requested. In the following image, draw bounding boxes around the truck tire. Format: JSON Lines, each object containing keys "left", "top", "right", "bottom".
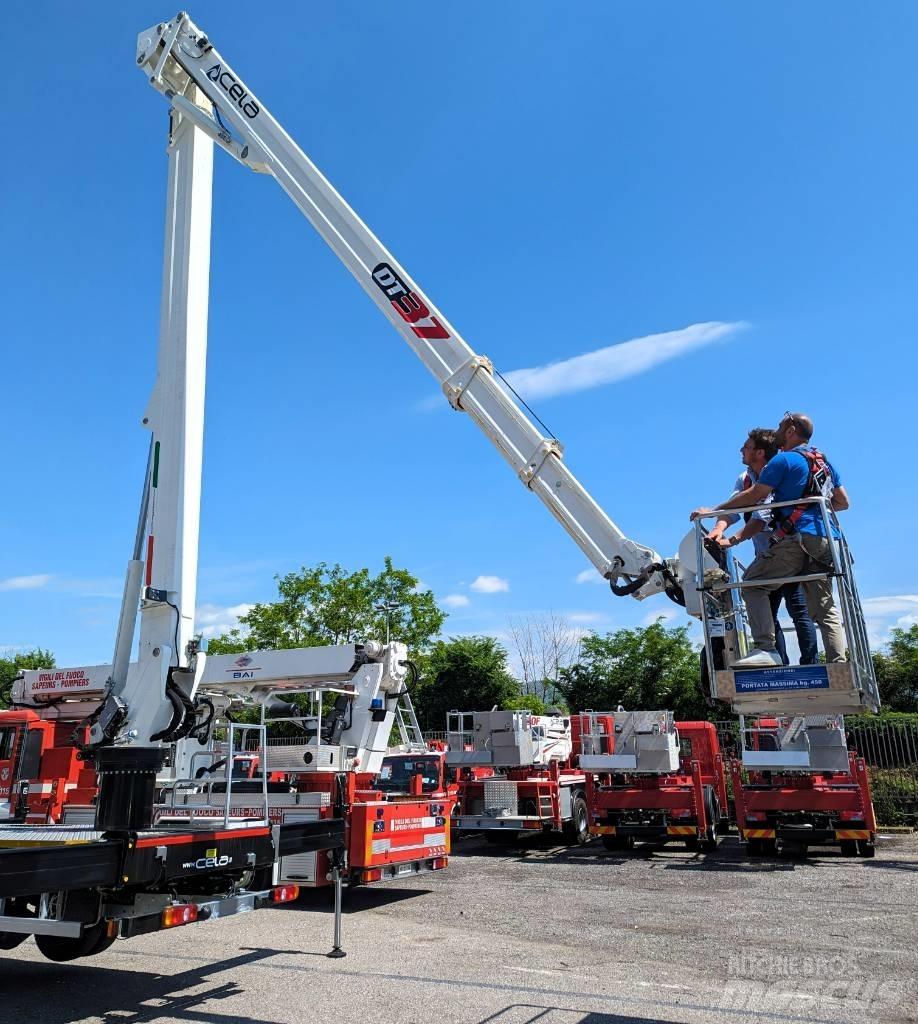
{"left": 484, "top": 830, "right": 518, "bottom": 846}
{"left": 602, "top": 834, "right": 634, "bottom": 852}
{"left": 0, "top": 931, "right": 28, "bottom": 951}
{"left": 700, "top": 788, "right": 718, "bottom": 852}
{"left": 563, "top": 794, "right": 589, "bottom": 846}
{"left": 858, "top": 839, "right": 876, "bottom": 858}
{"left": 839, "top": 839, "right": 858, "bottom": 857}
{"left": 747, "top": 838, "right": 764, "bottom": 857}
{"left": 35, "top": 921, "right": 116, "bottom": 962}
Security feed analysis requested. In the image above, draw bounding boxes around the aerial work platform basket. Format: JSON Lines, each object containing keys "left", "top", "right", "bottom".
{"left": 691, "top": 496, "right": 880, "bottom": 719}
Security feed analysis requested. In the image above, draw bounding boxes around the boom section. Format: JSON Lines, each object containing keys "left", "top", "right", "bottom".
{"left": 136, "top": 14, "right": 666, "bottom": 597}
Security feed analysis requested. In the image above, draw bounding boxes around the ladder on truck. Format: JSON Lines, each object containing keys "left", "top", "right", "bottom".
{"left": 393, "top": 688, "right": 426, "bottom": 752}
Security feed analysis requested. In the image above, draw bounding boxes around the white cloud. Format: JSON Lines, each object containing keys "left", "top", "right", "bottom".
{"left": 195, "top": 602, "right": 255, "bottom": 639}
{"left": 862, "top": 595, "right": 918, "bottom": 618}
{"left": 642, "top": 607, "right": 680, "bottom": 627}
{"left": 0, "top": 574, "right": 52, "bottom": 592}
{"left": 575, "top": 568, "right": 604, "bottom": 585}
{"left": 442, "top": 594, "right": 470, "bottom": 609}
{"left": 501, "top": 322, "right": 747, "bottom": 402}
{"left": 862, "top": 595, "right": 918, "bottom": 647}
{"left": 416, "top": 321, "right": 747, "bottom": 412}
{"left": 568, "top": 611, "right": 606, "bottom": 624}
{"left": 470, "top": 575, "right": 510, "bottom": 594}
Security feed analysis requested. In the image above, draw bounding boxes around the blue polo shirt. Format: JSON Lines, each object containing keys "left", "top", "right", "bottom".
{"left": 759, "top": 446, "right": 841, "bottom": 538}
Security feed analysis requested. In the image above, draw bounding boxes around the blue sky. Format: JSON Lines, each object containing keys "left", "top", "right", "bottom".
{"left": 2, "top": 2, "right": 916, "bottom": 670}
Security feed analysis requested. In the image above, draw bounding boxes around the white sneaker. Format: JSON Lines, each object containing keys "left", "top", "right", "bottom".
{"left": 732, "top": 649, "right": 783, "bottom": 668}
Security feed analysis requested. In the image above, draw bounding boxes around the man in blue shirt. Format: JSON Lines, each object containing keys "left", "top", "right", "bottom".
{"left": 707, "top": 428, "right": 817, "bottom": 665}
{"left": 691, "top": 413, "right": 849, "bottom": 667}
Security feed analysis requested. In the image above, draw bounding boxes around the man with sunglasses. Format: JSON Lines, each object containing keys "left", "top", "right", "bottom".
{"left": 691, "top": 412, "right": 849, "bottom": 667}
{"left": 706, "top": 427, "right": 818, "bottom": 666}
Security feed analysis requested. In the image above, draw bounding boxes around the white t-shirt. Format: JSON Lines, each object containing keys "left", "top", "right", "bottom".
{"left": 722, "top": 468, "right": 773, "bottom": 557}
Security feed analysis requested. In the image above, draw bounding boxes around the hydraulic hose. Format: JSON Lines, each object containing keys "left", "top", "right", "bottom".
{"left": 608, "top": 560, "right": 686, "bottom": 607}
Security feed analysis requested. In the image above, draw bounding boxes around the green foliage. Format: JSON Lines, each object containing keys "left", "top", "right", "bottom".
{"left": 0, "top": 648, "right": 55, "bottom": 707}
{"left": 416, "top": 636, "right": 521, "bottom": 732}
{"left": 502, "top": 693, "right": 555, "bottom": 716}
{"left": 556, "top": 621, "right": 709, "bottom": 721}
{"left": 868, "top": 767, "right": 918, "bottom": 826}
{"left": 208, "top": 557, "right": 445, "bottom": 665}
{"left": 872, "top": 624, "right": 918, "bottom": 712}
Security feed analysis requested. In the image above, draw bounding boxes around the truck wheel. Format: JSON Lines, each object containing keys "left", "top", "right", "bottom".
{"left": 602, "top": 834, "right": 634, "bottom": 852}
{"left": 839, "top": 839, "right": 858, "bottom": 857}
{"left": 35, "top": 922, "right": 115, "bottom": 962}
{"left": 563, "top": 795, "right": 589, "bottom": 846}
{"left": 858, "top": 840, "right": 876, "bottom": 858}
{"left": 747, "top": 838, "right": 764, "bottom": 857}
{"left": 700, "top": 789, "right": 719, "bottom": 851}
{"left": 485, "top": 831, "right": 518, "bottom": 846}
{"left": 0, "top": 932, "right": 28, "bottom": 951}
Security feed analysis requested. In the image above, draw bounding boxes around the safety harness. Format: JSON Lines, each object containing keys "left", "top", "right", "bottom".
{"left": 770, "top": 447, "right": 835, "bottom": 541}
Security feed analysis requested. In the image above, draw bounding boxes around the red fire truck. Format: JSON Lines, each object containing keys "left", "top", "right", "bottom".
{"left": 579, "top": 712, "right": 729, "bottom": 851}
{"left": 4, "top": 647, "right": 455, "bottom": 889}
{"left": 0, "top": 691, "right": 100, "bottom": 826}
{"left": 729, "top": 715, "right": 876, "bottom": 857}
{"left": 150, "top": 643, "right": 455, "bottom": 888}
{"left": 446, "top": 710, "right": 589, "bottom": 844}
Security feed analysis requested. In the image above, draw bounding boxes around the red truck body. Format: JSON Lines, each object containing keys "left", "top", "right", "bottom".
{"left": 0, "top": 710, "right": 97, "bottom": 825}
{"left": 730, "top": 748, "right": 876, "bottom": 857}
{"left": 0, "top": 709, "right": 455, "bottom": 887}
{"left": 583, "top": 720, "right": 729, "bottom": 851}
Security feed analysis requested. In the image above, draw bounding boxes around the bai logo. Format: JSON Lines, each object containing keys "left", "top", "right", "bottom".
{"left": 205, "top": 64, "right": 259, "bottom": 119}
{"left": 372, "top": 263, "right": 449, "bottom": 340}
{"left": 228, "top": 654, "right": 260, "bottom": 679}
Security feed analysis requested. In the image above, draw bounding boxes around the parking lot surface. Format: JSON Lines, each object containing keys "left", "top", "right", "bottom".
{"left": 0, "top": 833, "right": 916, "bottom": 1024}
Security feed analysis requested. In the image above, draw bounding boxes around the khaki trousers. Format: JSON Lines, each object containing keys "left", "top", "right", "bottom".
{"left": 742, "top": 534, "right": 846, "bottom": 662}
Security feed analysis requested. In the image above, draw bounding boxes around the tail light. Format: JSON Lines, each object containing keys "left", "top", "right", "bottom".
{"left": 430, "top": 857, "right": 448, "bottom": 870}
{"left": 522, "top": 821, "right": 541, "bottom": 830}
{"left": 162, "top": 904, "right": 198, "bottom": 928}
{"left": 745, "top": 812, "right": 766, "bottom": 822}
{"left": 272, "top": 885, "right": 300, "bottom": 903}
{"left": 839, "top": 811, "right": 865, "bottom": 822}
{"left": 362, "top": 868, "right": 382, "bottom": 882}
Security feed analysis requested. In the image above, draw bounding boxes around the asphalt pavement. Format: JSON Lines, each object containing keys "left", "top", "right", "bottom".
{"left": 0, "top": 832, "right": 916, "bottom": 1024}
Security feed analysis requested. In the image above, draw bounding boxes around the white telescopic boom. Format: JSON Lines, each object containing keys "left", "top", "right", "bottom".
{"left": 136, "top": 14, "right": 675, "bottom": 602}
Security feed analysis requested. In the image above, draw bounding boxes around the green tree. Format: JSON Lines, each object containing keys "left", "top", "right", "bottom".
{"left": 208, "top": 557, "right": 445, "bottom": 666}
{"left": 556, "top": 621, "right": 709, "bottom": 721}
{"left": 417, "top": 635, "right": 521, "bottom": 732}
{"left": 873, "top": 624, "right": 918, "bottom": 711}
{"left": 502, "top": 693, "right": 554, "bottom": 716}
{"left": 0, "top": 648, "right": 55, "bottom": 707}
